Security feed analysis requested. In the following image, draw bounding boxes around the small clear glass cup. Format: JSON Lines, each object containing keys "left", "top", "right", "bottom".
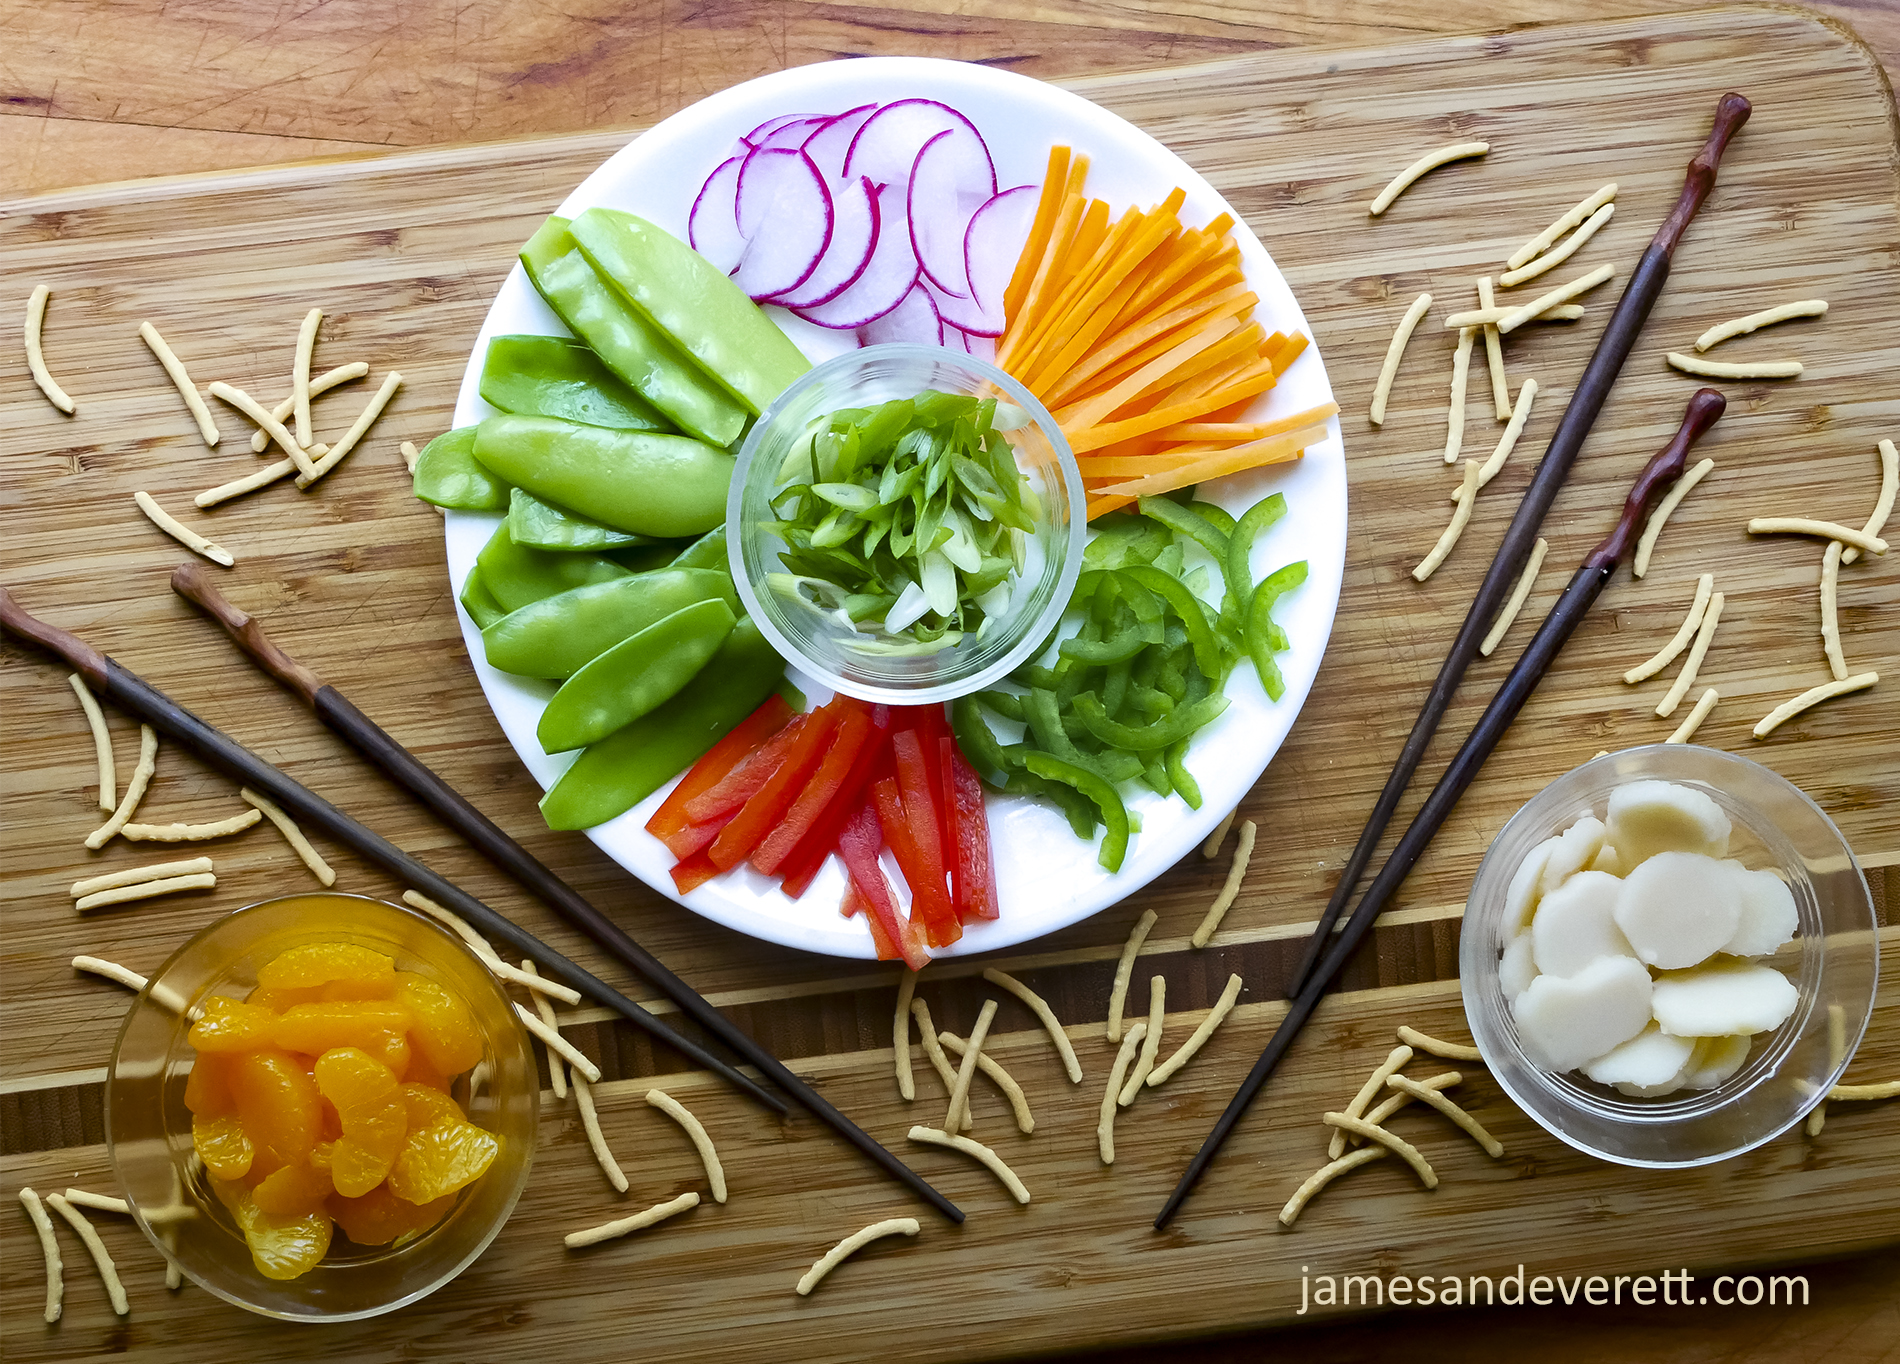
{"left": 106, "top": 893, "right": 538, "bottom": 1321}
{"left": 728, "top": 343, "right": 1086, "bottom": 704}
{"left": 1461, "top": 745, "right": 1878, "bottom": 1167}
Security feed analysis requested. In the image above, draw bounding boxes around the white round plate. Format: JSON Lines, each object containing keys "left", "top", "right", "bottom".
{"left": 448, "top": 56, "right": 1347, "bottom": 959}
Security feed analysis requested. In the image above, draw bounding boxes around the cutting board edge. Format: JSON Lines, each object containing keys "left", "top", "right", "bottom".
{"left": 4, "top": 3, "right": 1893, "bottom": 220}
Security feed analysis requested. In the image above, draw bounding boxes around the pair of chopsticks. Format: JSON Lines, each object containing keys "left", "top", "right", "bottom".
{"left": 1, "top": 580, "right": 962, "bottom": 1224}
{"left": 1157, "top": 92, "right": 1751, "bottom": 1228}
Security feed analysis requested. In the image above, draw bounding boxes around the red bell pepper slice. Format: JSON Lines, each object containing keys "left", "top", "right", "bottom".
{"left": 774, "top": 710, "right": 895, "bottom": 899}
{"left": 681, "top": 712, "right": 807, "bottom": 826}
{"left": 838, "top": 802, "right": 928, "bottom": 969}
{"left": 750, "top": 700, "right": 875, "bottom": 874}
{"left": 873, "top": 768, "right": 958, "bottom": 947}
{"left": 707, "top": 704, "right": 841, "bottom": 870}
{"left": 646, "top": 693, "right": 793, "bottom": 852}
{"left": 944, "top": 737, "right": 1000, "bottom": 920}
{"left": 669, "top": 850, "right": 720, "bottom": 895}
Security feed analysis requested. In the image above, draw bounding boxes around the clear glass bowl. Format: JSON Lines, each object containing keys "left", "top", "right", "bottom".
{"left": 728, "top": 343, "right": 1086, "bottom": 704}
{"left": 1461, "top": 745, "right": 1877, "bottom": 1167}
{"left": 106, "top": 893, "right": 539, "bottom": 1321}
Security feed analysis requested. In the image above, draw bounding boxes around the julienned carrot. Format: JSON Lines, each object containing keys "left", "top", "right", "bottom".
{"left": 1091, "top": 411, "right": 1336, "bottom": 496}
{"left": 1066, "top": 356, "right": 1280, "bottom": 453}
{"left": 1048, "top": 284, "right": 1255, "bottom": 408}
{"left": 1055, "top": 314, "right": 1244, "bottom": 431}
{"left": 1003, "top": 146, "right": 1073, "bottom": 321}
{"left": 996, "top": 155, "right": 1314, "bottom": 520}
{"left": 1019, "top": 209, "right": 1183, "bottom": 392}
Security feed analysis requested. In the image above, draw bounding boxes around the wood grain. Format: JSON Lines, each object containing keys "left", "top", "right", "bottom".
{"left": 1, "top": 0, "right": 1895, "bottom": 199}
{"left": 3, "top": 7, "right": 1898, "bottom": 1360}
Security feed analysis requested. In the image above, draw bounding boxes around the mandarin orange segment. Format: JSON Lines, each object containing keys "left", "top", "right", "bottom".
{"left": 397, "top": 1082, "right": 464, "bottom": 1131}
{"left": 327, "top": 1185, "right": 455, "bottom": 1247}
{"left": 396, "top": 977, "right": 483, "bottom": 1077}
{"left": 386, "top": 1120, "right": 499, "bottom": 1205}
{"left": 187, "top": 997, "right": 281, "bottom": 1054}
{"left": 257, "top": 943, "right": 396, "bottom": 993}
{"left": 192, "top": 1112, "right": 254, "bottom": 1181}
{"left": 230, "top": 1187, "right": 333, "bottom": 1281}
{"left": 231, "top": 1048, "right": 322, "bottom": 1166}
{"left": 320, "top": 974, "right": 400, "bottom": 1002}
{"left": 183, "top": 1052, "right": 236, "bottom": 1117}
{"left": 313, "top": 1046, "right": 399, "bottom": 1112}
{"left": 330, "top": 1101, "right": 409, "bottom": 1197}
{"left": 247, "top": 985, "right": 326, "bottom": 1012}
{"left": 309, "top": 1139, "right": 336, "bottom": 1172}
{"left": 401, "top": 1052, "right": 451, "bottom": 1092}
{"left": 271, "top": 1001, "right": 414, "bottom": 1057}
{"left": 251, "top": 1160, "right": 335, "bottom": 1217}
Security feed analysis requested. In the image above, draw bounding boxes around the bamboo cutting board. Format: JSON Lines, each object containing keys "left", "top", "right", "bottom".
{"left": 3, "top": 7, "right": 1897, "bottom": 1360}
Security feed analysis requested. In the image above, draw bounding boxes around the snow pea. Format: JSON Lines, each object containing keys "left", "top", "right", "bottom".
{"left": 568, "top": 208, "right": 811, "bottom": 416}
{"left": 475, "top": 523, "right": 630, "bottom": 614}
{"left": 480, "top": 334, "right": 672, "bottom": 432}
{"left": 472, "top": 413, "right": 733, "bottom": 540}
{"left": 481, "top": 567, "right": 738, "bottom": 679}
{"left": 667, "top": 523, "right": 730, "bottom": 574}
{"left": 519, "top": 218, "right": 747, "bottom": 446}
{"left": 508, "top": 488, "right": 653, "bottom": 553}
{"left": 458, "top": 566, "right": 509, "bottom": 629}
{"left": 413, "top": 426, "right": 510, "bottom": 511}
{"left": 1021, "top": 752, "right": 1130, "bottom": 872}
{"left": 538, "top": 615, "right": 784, "bottom": 831}
{"left": 536, "top": 598, "right": 736, "bottom": 753}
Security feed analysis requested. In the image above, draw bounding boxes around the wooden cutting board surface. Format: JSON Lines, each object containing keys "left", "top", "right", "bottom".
{"left": 3, "top": 7, "right": 1897, "bottom": 1359}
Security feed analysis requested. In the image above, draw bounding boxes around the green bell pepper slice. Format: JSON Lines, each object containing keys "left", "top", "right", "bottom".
{"left": 568, "top": 208, "right": 811, "bottom": 416}
{"left": 974, "top": 689, "right": 1026, "bottom": 724}
{"left": 1022, "top": 752, "right": 1130, "bottom": 872}
{"left": 999, "top": 769, "right": 1098, "bottom": 839}
{"left": 1245, "top": 560, "right": 1308, "bottom": 701}
{"left": 538, "top": 615, "right": 785, "bottom": 831}
{"left": 1117, "top": 564, "right": 1223, "bottom": 682}
{"left": 1072, "top": 690, "right": 1229, "bottom": 753}
{"left": 520, "top": 219, "right": 747, "bottom": 446}
{"left": 481, "top": 567, "right": 738, "bottom": 678}
{"left": 475, "top": 523, "right": 630, "bottom": 614}
{"left": 458, "top": 566, "right": 509, "bottom": 629}
{"left": 1165, "top": 738, "right": 1203, "bottom": 809}
{"left": 472, "top": 413, "right": 733, "bottom": 540}
{"left": 414, "top": 426, "right": 510, "bottom": 511}
{"left": 535, "top": 598, "right": 736, "bottom": 753}
{"left": 1137, "top": 494, "right": 1230, "bottom": 569}
{"left": 480, "top": 333, "right": 672, "bottom": 432}
{"left": 1225, "top": 492, "right": 1288, "bottom": 617}
{"left": 951, "top": 695, "right": 1010, "bottom": 780}
{"left": 508, "top": 488, "right": 654, "bottom": 552}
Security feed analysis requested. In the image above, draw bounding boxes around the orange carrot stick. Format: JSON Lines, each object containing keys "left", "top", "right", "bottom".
{"left": 1067, "top": 356, "right": 1283, "bottom": 453}
{"left": 1047, "top": 284, "right": 1256, "bottom": 408}
{"left": 1055, "top": 315, "right": 1243, "bottom": 431}
{"left": 1003, "top": 146, "right": 1072, "bottom": 322}
{"left": 1008, "top": 204, "right": 1145, "bottom": 378}
{"left": 1021, "top": 211, "right": 1184, "bottom": 394}
{"left": 1087, "top": 419, "right": 1331, "bottom": 499}
{"left": 998, "top": 189, "right": 1090, "bottom": 366}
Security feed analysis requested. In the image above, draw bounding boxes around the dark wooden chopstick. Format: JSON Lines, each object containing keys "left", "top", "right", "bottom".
{"left": 3, "top": 584, "right": 963, "bottom": 1224}
{"left": 1283, "top": 93, "right": 1753, "bottom": 1000}
{"left": 1157, "top": 388, "right": 1727, "bottom": 1228}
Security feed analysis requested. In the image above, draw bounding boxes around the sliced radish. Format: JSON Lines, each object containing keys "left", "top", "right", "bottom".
{"left": 755, "top": 115, "right": 833, "bottom": 151}
{"left": 734, "top": 147, "right": 833, "bottom": 301}
{"left": 792, "top": 181, "right": 918, "bottom": 329}
{"left": 907, "top": 126, "right": 997, "bottom": 298}
{"left": 845, "top": 98, "right": 994, "bottom": 192}
{"left": 926, "top": 279, "right": 1005, "bottom": 338}
{"left": 942, "top": 323, "right": 974, "bottom": 354}
{"left": 963, "top": 184, "right": 1038, "bottom": 313}
{"left": 772, "top": 175, "right": 879, "bottom": 309}
{"left": 740, "top": 113, "right": 818, "bottom": 148}
{"left": 688, "top": 154, "right": 748, "bottom": 275}
{"left": 857, "top": 282, "right": 943, "bottom": 347}
{"left": 802, "top": 103, "right": 878, "bottom": 181}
